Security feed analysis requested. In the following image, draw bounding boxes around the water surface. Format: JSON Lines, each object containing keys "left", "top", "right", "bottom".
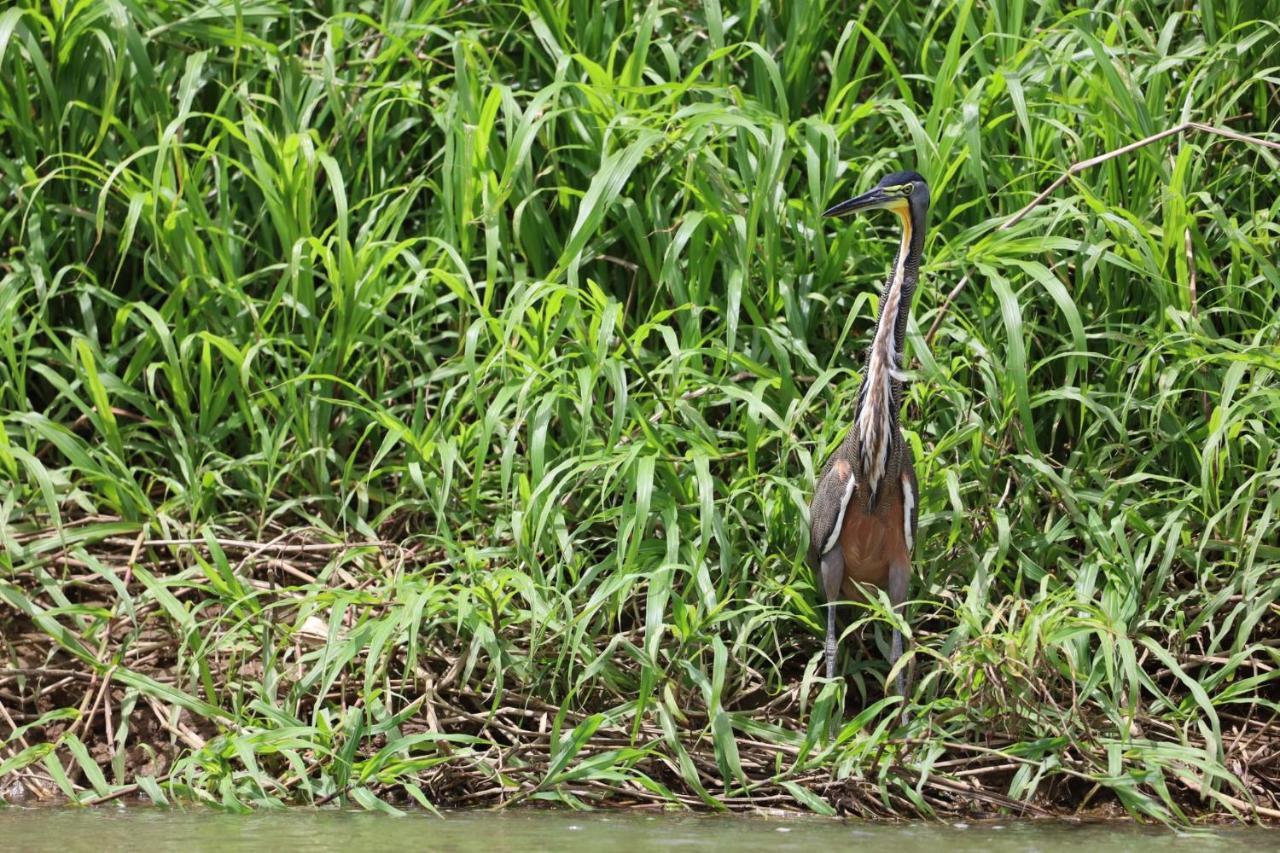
{"left": 0, "top": 807, "right": 1267, "bottom": 852}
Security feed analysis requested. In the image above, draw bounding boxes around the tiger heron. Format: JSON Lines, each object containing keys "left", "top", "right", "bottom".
{"left": 807, "top": 170, "right": 930, "bottom": 694}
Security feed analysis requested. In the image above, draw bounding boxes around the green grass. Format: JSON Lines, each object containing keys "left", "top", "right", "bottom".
{"left": 1, "top": 0, "right": 1278, "bottom": 821}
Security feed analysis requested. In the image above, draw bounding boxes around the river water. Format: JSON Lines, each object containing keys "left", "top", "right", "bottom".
{"left": 0, "top": 808, "right": 1268, "bottom": 851}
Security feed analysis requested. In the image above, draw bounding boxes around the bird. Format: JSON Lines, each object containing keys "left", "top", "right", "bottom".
{"left": 807, "top": 170, "right": 930, "bottom": 695}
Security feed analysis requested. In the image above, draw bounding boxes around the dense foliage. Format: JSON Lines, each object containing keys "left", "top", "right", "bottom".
{"left": 1, "top": 0, "right": 1278, "bottom": 820}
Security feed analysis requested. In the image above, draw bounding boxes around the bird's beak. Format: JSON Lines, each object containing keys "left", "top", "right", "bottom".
{"left": 822, "top": 187, "right": 895, "bottom": 218}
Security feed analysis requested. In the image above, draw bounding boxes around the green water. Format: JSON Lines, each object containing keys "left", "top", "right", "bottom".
{"left": 0, "top": 809, "right": 1271, "bottom": 852}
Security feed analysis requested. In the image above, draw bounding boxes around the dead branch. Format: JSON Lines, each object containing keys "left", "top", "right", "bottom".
{"left": 924, "top": 122, "right": 1280, "bottom": 346}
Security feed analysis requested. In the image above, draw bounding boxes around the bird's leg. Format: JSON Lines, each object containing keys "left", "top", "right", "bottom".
{"left": 888, "top": 559, "right": 910, "bottom": 697}
{"left": 820, "top": 549, "right": 845, "bottom": 679}
{"left": 825, "top": 603, "right": 838, "bottom": 679}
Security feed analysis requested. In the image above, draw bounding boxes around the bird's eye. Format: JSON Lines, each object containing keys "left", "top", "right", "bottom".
{"left": 901, "top": 183, "right": 915, "bottom": 196}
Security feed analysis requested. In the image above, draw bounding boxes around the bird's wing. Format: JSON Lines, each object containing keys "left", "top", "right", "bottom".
{"left": 807, "top": 455, "right": 857, "bottom": 574}
{"left": 901, "top": 469, "right": 918, "bottom": 553}
{"left": 900, "top": 447, "right": 918, "bottom": 553}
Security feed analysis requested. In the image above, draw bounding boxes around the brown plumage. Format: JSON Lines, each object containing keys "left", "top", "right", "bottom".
{"left": 807, "top": 170, "right": 929, "bottom": 693}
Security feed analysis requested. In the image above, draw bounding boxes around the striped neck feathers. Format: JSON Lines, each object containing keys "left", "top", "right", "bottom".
{"left": 855, "top": 211, "right": 915, "bottom": 496}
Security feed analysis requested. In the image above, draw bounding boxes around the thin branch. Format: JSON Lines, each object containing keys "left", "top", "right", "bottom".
{"left": 101, "top": 536, "right": 383, "bottom": 553}
{"left": 1179, "top": 774, "right": 1280, "bottom": 821}
{"left": 924, "top": 122, "right": 1280, "bottom": 345}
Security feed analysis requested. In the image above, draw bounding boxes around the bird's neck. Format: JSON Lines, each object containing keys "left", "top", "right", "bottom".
{"left": 855, "top": 211, "right": 923, "bottom": 497}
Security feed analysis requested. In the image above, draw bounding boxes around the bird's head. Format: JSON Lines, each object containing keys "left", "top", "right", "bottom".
{"left": 822, "top": 170, "right": 930, "bottom": 229}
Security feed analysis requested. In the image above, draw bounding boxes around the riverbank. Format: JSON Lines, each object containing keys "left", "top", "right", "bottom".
{"left": 3, "top": 520, "right": 1276, "bottom": 820}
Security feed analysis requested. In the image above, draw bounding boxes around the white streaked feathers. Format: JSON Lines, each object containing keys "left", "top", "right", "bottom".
{"left": 902, "top": 471, "right": 915, "bottom": 551}
{"left": 821, "top": 468, "right": 858, "bottom": 554}
{"left": 856, "top": 224, "right": 911, "bottom": 494}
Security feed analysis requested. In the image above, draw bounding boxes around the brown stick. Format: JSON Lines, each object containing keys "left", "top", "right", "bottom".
{"left": 102, "top": 536, "right": 383, "bottom": 553}
{"left": 122, "top": 527, "right": 146, "bottom": 588}
{"left": 924, "top": 122, "right": 1280, "bottom": 345}
{"left": 1179, "top": 774, "right": 1280, "bottom": 821}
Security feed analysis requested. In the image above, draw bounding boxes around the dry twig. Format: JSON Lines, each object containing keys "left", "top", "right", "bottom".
{"left": 925, "top": 122, "right": 1280, "bottom": 345}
